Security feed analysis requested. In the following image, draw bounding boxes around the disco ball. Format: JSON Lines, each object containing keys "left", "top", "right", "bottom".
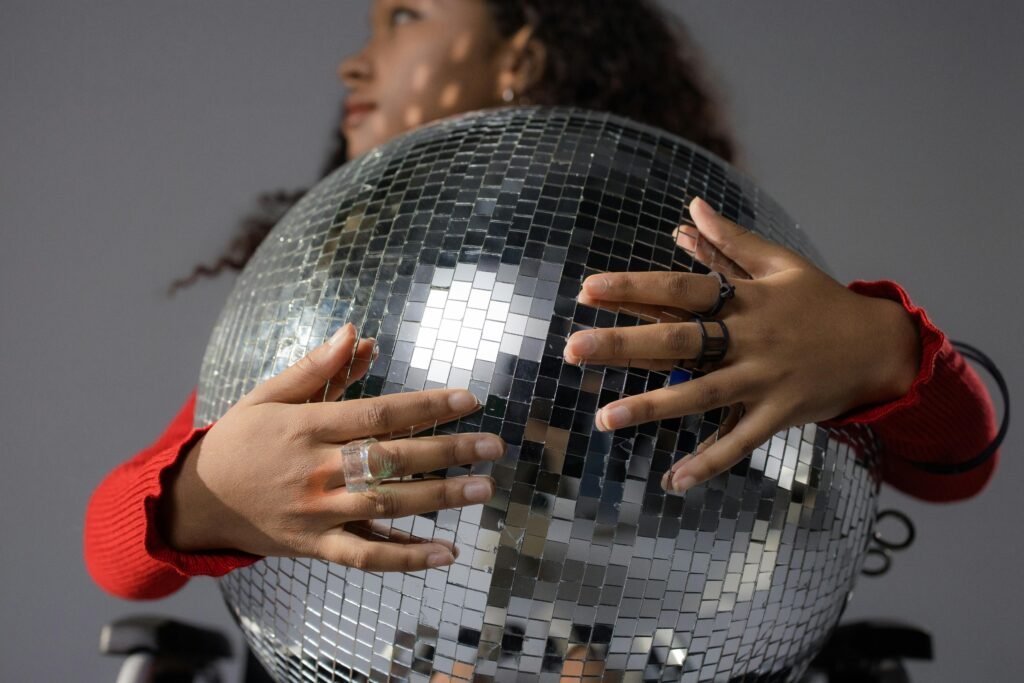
{"left": 196, "top": 107, "right": 880, "bottom": 682}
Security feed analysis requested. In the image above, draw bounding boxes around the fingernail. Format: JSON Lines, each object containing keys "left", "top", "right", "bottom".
{"left": 475, "top": 437, "right": 504, "bottom": 460}
{"left": 448, "top": 390, "right": 478, "bottom": 412}
{"left": 671, "top": 455, "right": 694, "bottom": 473}
{"left": 568, "top": 333, "right": 597, "bottom": 357}
{"left": 463, "top": 478, "right": 493, "bottom": 503}
{"left": 583, "top": 276, "right": 608, "bottom": 295}
{"left": 692, "top": 197, "right": 717, "bottom": 216}
{"left": 673, "top": 474, "right": 697, "bottom": 493}
{"left": 427, "top": 550, "right": 455, "bottom": 568}
{"left": 369, "top": 339, "right": 380, "bottom": 361}
{"left": 598, "top": 405, "right": 631, "bottom": 431}
{"left": 660, "top": 471, "right": 671, "bottom": 491}
{"left": 329, "top": 323, "right": 355, "bottom": 346}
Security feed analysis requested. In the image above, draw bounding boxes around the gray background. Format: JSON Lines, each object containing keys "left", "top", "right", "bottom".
{"left": 1, "top": 1, "right": 1020, "bottom": 681}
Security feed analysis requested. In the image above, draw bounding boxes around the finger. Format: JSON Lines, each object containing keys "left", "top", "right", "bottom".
{"left": 594, "top": 366, "right": 748, "bottom": 431}
{"left": 322, "top": 433, "right": 506, "bottom": 488}
{"left": 673, "top": 220, "right": 702, "bottom": 259}
{"left": 565, "top": 323, "right": 705, "bottom": 364}
{"left": 323, "top": 337, "right": 378, "bottom": 402}
{"left": 307, "top": 388, "right": 480, "bottom": 442}
{"left": 660, "top": 452, "right": 695, "bottom": 491}
{"left": 712, "top": 402, "right": 745, "bottom": 442}
{"left": 665, "top": 403, "right": 744, "bottom": 485}
{"left": 688, "top": 403, "right": 744, "bottom": 459}
{"left": 241, "top": 323, "right": 358, "bottom": 406}
{"left": 370, "top": 416, "right": 479, "bottom": 441}
{"left": 579, "top": 271, "right": 725, "bottom": 313}
{"left": 566, "top": 357, "right": 678, "bottom": 371}
{"left": 689, "top": 197, "right": 795, "bottom": 278}
{"left": 658, "top": 405, "right": 744, "bottom": 491}
{"left": 674, "top": 221, "right": 750, "bottom": 280}
{"left": 372, "top": 421, "right": 449, "bottom": 440}
{"left": 343, "top": 519, "right": 458, "bottom": 556}
{"left": 575, "top": 295, "right": 689, "bottom": 323}
{"left": 667, "top": 403, "right": 780, "bottom": 493}
{"left": 316, "top": 526, "right": 457, "bottom": 572}
{"left": 330, "top": 476, "right": 495, "bottom": 520}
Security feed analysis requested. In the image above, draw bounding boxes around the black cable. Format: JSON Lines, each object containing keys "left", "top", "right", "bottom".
{"left": 900, "top": 340, "right": 1010, "bottom": 475}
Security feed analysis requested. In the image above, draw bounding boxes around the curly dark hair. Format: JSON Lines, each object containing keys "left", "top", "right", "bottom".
{"left": 170, "top": 0, "right": 735, "bottom": 293}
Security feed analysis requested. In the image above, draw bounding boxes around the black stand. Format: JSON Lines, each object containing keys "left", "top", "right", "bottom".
{"left": 803, "top": 620, "right": 933, "bottom": 683}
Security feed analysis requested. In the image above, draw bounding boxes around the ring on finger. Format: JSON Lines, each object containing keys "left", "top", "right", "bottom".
{"left": 690, "top": 317, "right": 730, "bottom": 370}
{"left": 696, "top": 271, "right": 736, "bottom": 317}
{"left": 341, "top": 438, "right": 379, "bottom": 492}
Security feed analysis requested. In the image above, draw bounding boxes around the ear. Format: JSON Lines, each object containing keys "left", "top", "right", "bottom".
{"left": 497, "top": 26, "right": 546, "bottom": 100}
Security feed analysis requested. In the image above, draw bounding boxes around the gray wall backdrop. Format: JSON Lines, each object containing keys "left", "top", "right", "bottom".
{"left": 1, "top": 1, "right": 1020, "bottom": 681}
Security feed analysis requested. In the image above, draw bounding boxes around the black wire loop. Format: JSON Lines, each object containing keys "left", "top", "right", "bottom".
{"left": 862, "top": 508, "right": 916, "bottom": 577}
{"left": 872, "top": 509, "right": 915, "bottom": 550}
{"left": 861, "top": 547, "right": 892, "bottom": 577}
{"left": 897, "top": 340, "right": 1009, "bottom": 475}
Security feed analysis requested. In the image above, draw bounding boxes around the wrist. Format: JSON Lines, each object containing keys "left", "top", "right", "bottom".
{"left": 863, "top": 297, "right": 922, "bottom": 406}
{"left": 157, "top": 434, "right": 225, "bottom": 553}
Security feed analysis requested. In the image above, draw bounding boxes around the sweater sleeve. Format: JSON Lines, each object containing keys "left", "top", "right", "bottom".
{"left": 821, "top": 280, "right": 999, "bottom": 502}
{"left": 84, "top": 391, "right": 259, "bottom": 600}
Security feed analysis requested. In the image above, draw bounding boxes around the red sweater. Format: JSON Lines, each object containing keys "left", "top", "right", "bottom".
{"left": 83, "top": 281, "right": 999, "bottom": 600}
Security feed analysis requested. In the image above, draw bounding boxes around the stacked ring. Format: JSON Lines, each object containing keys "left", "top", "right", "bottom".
{"left": 698, "top": 271, "right": 736, "bottom": 317}
{"left": 692, "top": 317, "right": 730, "bottom": 369}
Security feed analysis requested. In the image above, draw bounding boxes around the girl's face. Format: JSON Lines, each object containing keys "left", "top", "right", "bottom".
{"left": 338, "top": 0, "right": 512, "bottom": 159}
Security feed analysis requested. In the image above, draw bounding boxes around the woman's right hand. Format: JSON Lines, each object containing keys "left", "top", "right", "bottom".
{"left": 161, "top": 324, "right": 502, "bottom": 572}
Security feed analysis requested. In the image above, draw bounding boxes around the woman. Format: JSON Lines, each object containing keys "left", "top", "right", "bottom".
{"left": 85, "top": 0, "right": 997, "bottom": 602}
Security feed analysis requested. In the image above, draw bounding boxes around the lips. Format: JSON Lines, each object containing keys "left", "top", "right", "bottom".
{"left": 343, "top": 100, "right": 377, "bottom": 128}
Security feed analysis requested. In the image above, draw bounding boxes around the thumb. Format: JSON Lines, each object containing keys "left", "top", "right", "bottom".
{"left": 241, "top": 323, "right": 358, "bottom": 406}
{"left": 688, "top": 197, "right": 793, "bottom": 278}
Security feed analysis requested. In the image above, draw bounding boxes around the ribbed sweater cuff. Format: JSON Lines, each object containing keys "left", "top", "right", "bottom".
{"left": 820, "top": 279, "right": 944, "bottom": 427}
{"left": 820, "top": 280, "right": 998, "bottom": 501}
{"left": 144, "top": 426, "right": 262, "bottom": 577}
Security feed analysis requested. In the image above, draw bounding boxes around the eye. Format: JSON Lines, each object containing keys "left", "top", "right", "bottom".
{"left": 389, "top": 6, "right": 421, "bottom": 27}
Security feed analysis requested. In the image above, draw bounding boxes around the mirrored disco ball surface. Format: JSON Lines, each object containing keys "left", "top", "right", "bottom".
{"left": 196, "top": 108, "right": 880, "bottom": 682}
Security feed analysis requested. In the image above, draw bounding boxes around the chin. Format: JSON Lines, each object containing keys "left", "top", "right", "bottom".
{"left": 344, "top": 140, "right": 368, "bottom": 160}
{"left": 345, "top": 133, "right": 388, "bottom": 160}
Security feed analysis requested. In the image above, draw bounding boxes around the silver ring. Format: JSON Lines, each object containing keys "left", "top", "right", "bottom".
{"left": 341, "top": 438, "right": 378, "bottom": 492}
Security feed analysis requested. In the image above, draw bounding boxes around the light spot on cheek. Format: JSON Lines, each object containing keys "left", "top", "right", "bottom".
{"left": 404, "top": 105, "right": 424, "bottom": 127}
{"left": 370, "top": 116, "right": 388, "bottom": 138}
{"left": 440, "top": 82, "right": 461, "bottom": 109}
{"left": 450, "top": 33, "right": 473, "bottom": 61}
{"left": 411, "top": 63, "right": 431, "bottom": 91}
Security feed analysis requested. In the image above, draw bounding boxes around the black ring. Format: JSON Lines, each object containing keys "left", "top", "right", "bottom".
{"left": 692, "top": 317, "right": 730, "bottom": 369}
{"left": 697, "top": 271, "right": 736, "bottom": 317}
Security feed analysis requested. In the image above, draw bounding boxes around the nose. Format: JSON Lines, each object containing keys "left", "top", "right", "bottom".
{"left": 337, "top": 47, "right": 372, "bottom": 87}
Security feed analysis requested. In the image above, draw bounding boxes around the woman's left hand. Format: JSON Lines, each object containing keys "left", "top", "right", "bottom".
{"left": 564, "top": 197, "right": 922, "bottom": 494}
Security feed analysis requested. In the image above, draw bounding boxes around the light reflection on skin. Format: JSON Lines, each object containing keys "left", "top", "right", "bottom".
{"left": 560, "top": 645, "right": 605, "bottom": 682}
{"left": 427, "top": 647, "right": 606, "bottom": 682}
